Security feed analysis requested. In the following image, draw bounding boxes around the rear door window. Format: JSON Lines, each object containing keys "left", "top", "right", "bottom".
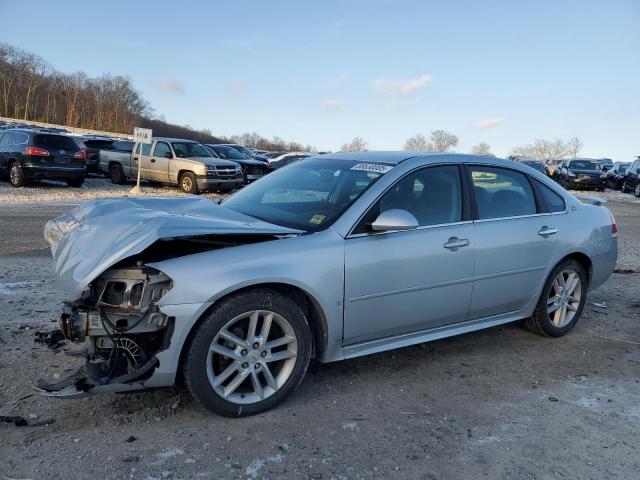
{"left": 34, "top": 134, "right": 78, "bottom": 150}
{"left": 535, "top": 181, "right": 566, "bottom": 213}
{"left": 471, "top": 166, "right": 536, "bottom": 219}
{"left": 135, "top": 143, "right": 152, "bottom": 155}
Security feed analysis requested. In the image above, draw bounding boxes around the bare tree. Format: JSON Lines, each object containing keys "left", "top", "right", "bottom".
{"left": 566, "top": 137, "right": 583, "bottom": 158}
{"left": 510, "top": 138, "right": 571, "bottom": 162}
{"left": 404, "top": 133, "right": 431, "bottom": 151}
{"left": 430, "top": 129, "right": 458, "bottom": 152}
{"left": 471, "top": 142, "right": 492, "bottom": 156}
{"left": 341, "top": 137, "right": 367, "bottom": 152}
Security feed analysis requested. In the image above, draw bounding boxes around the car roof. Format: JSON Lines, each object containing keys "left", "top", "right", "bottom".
{"left": 152, "top": 137, "right": 198, "bottom": 143}
{"left": 321, "top": 151, "right": 426, "bottom": 164}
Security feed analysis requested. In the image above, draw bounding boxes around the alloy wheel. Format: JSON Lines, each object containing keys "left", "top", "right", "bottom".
{"left": 10, "top": 164, "right": 21, "bottom": 186}
{"left": 206, "top": 310, "right": 298, "bottom": 405}
{"left": 546, "top": 268, "right": 582, "bottom": 327}
{"left": 635, "top": 183, "right": 640, "bottom": 198}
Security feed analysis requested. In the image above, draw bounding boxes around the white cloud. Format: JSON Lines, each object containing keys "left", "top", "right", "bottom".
{"left": 323, "top": 99, "right": 344, "bottom": 110}
{"left": 473, "top": 117, "right": 505, "bottom": 129}
{"left": 372, "top": 74, "right": 432, "bottom": 98}
{"left": 158, "top": 80, "right": 184, "bottom": 94}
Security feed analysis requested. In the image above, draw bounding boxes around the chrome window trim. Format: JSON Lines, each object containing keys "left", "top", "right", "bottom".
{"left": 346, "top": 219, "right": 473, "bottom": 239}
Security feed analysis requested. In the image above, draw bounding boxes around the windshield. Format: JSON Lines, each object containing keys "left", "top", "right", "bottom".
{"left": 223, "top": 158, "right": 389, "bottom": 231}
{"left": 171, "top": 142, "right": 212, "bottom": 158}
{"left": 213, "top": 146, "right": 249, "bottom": 160}
{"left": 569, "top": 160, "right": 599, "bottom": 170}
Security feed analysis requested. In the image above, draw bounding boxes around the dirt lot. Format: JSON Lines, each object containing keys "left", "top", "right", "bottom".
{"left": 1, "top": 179, "right": 639, "bottom": 480}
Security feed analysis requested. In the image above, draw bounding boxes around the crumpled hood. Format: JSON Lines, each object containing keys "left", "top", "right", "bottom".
{"left": 44, "top": 196, "right": 302, "bottom": 298}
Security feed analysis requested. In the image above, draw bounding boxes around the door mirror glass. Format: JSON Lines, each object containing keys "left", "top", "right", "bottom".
{"left": 164, "top": 151, "right": 173, "bottom": 159}
{"left": 371, "top": 209, "right": 418, "bottom": 232}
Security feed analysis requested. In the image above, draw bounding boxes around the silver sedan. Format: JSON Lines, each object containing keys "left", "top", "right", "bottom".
{"left": 40, "top": 152, "right": 618, "bottom": 416}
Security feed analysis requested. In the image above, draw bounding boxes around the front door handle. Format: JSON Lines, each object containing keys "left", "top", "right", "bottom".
{"left": 443, "top": 237, "right": 470, "bottom": 251}
{"left": 538, "top": 227, "right": 558, "bottom": 237}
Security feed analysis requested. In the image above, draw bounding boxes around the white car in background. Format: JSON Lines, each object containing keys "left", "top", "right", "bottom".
{"left": 268, "top": 152, "right": 317, "bottom": 169}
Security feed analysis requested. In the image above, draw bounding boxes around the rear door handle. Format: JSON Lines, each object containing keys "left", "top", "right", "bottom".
{"left": 150, "top": 158, "right": 156, "bottom": 163}
{"left": 443, "top": 237, "right": 470, "bottom": 251}
{"left": 538, "top": 227, "right": 558, "bottom": 237}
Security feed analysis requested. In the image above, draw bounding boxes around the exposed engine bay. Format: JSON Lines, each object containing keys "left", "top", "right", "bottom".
{"left": 35, "top": 234, "right": 284, "bottom": 397}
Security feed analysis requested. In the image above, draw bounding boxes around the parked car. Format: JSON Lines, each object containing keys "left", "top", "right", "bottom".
{"left": 0, "top": 129, "right": 86, "bottom": 187}
{"left": 557, "top": 159, "right": 606, "bottom": 191}
{"left": 514, "top": 159, "right": 545, "bottom": 174}
{"left": 621, "top": 158, "right": 640, "bottom": 197}
{"left": 603, "top": 162, "right": 630, "bottom": 190}
{"left": 39, "top": 153, "right": 617, "bottom": 416}
{"left": 597, "top": 158, "right": 614, "bottom": 172}
{"left": 99, "top": 137, "right": 243, "bottom": 193}
{"left": 205, "top": 144, "right": 272, "bottom": 183}
{"left": 218, "top": 144, "right": 269, "bottom": 162}
{"left": 269, "top": 152, "right": 316, "bottom": 169}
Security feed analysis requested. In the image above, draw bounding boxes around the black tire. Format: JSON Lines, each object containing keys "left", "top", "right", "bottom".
{"left": 179, "top": 171, "right": 198, "bottom": 194}
{"left": 524, "top": 259, "right": 587, "bottom": 337}
{"left": 621, "top": 181, "right": 630, "bottom": 193}
{"left": 634, "top": 182, "right": 640, "bottom": 198}
{"left": 183, "top": 288, "right": 312, "bottom": 417}
{"left": 9, "top": 161, "right": 26, "bottom": 188}
{"left": 109, "top": 163, "right": 127, "bottom": 185}
{"left": 65, "top": 176, "right": 85, "bottom": 188}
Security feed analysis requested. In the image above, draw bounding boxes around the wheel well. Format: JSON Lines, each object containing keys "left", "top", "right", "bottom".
{"left": 562, "top": 252, "right": 593, "bottom": 286}
{"left": 177, "top": 170, "right": 194, "bottom": 181}
{"left": 176, "top": 283, "right": 329, "bottom": 381}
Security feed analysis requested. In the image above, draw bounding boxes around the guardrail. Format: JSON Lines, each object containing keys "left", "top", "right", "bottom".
{"left": 0, "top": 116, "right": 134, "bottom": 140}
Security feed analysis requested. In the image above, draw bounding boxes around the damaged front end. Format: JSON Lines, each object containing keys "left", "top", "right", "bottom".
{"left": 35, "top": 264, "right": 174, "bottom": 397}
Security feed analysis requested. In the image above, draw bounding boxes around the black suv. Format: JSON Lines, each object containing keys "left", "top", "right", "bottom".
{"left": 621, "top": 158, "right": 640, "bottom": 197}
{"left": 557, "top": 159, "right": 606, "bottom": 191}
{"left": 0, "top": 129, "right": 87, "bottom": 187}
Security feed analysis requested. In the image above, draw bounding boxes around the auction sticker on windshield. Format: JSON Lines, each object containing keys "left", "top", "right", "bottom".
{"left": 350, "top": 163, "right": 393, "bottom": 174}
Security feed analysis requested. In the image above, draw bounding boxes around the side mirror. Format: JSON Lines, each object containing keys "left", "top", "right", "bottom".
{"left": 164, "top": 151, "right": 173, "bottom": 159}
{"left": 370, "top": 209, "right": 418, "bottom": 232}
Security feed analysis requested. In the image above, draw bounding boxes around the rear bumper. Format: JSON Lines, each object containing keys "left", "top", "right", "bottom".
{"left": 23, "top": 165, "right": 86, "bottom": 179}
{"left": 196, "top": 175, "right": 243, "bottom": 191}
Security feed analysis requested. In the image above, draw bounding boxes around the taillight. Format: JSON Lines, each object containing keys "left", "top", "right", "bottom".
{"left": 74, "top": 150, "right": 87, "bottom": 159}
{"left": 609, "top": 209, "right": 617, "bottom": 237}
{"left": 25, "top": 146, "right": 49, "bottom": 156}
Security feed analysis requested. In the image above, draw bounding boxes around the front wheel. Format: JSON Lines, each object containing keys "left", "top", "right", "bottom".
{"left": 635, "top": 183, "right": 640, "bottom": 198}
{"left": 179, "top": 172, "right": 198, "bottom": 194}
{"left": 183, "top": 288, "right": 312, "bottom": 416}
{"left": 524, "top": 259, "right": 587, "bottom": 337}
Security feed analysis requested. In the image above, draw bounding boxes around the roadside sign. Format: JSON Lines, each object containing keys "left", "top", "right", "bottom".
{"left": 133, "top": 127, "right": 153, "bottom": 144}
{"left": 130, "top": 127, "right": 153, "bottom": 194}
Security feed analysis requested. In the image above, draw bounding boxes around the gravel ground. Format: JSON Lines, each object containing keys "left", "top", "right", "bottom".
{"left": 0, "top": 183, "right": 639, "bottom": 480}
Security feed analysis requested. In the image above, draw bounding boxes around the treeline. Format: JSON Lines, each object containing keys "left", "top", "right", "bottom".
{"left": 0, "top": 42, "right": 315, "bottom": 150}
{"left": 0, "top": 43, "right": 148, "bottom": 133}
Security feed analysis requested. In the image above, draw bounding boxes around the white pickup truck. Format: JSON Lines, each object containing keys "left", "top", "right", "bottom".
{"left": 99, "top": 137, "right": 243, "bottom": 194}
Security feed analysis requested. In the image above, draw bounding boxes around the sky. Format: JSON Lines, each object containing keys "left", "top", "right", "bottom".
{"left": 1, "top": 0, "right": 639, "bottom": 159}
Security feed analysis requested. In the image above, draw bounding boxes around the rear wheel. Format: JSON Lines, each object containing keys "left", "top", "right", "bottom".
{"left": 183, "top": 288, "right": 312, "bottom": 417}
{"left": 524, "top": 259, "right": 587, "bottom": 337}
{"left": 622, "top": 181, "right": 631, "bottom": 193}
{"left": 65, "top": 176, "right": 84, "bottom": 188}
{"left": 635, "top": 182, "right": 640, "bottom": 198}
{"left": 109, "top": 163, "right": 126, "bottom": 185}
{"left": 9, "top": 162, "right": 26, "bottom": 188}
{"left": 179, "top": 172, "right": 198, "bottom": 194}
